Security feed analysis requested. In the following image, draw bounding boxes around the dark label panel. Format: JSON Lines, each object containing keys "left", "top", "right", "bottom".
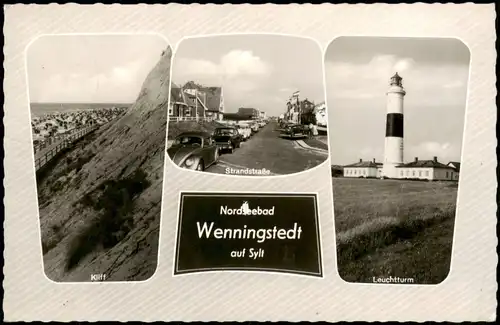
{"left": 174, "top": 192, "right": 323, "bottom": 277}
{"left": 385, "top": 113, "right": 404, "bottom": 138}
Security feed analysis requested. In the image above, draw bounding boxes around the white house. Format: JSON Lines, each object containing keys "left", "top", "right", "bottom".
{"left": 343, "top": 156, "right": 460, "bottom": 181}
{"left": 343, "top": 159, "right": 383, "bottom": 178}
{"left": 447, "top": 161, "right": 461, "bottom": 181}
{"left": 314, "top": 102, "right": 327, "bottom": 127}
{"left": 395, "top": 157, "right": 459, "bottom": 181}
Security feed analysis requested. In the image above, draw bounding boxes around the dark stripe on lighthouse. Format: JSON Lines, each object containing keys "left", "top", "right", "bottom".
{"left": 385, "top": 113, "right": 404, "bottom": 137}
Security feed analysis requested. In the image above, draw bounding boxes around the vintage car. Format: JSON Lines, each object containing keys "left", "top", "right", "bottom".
{"left": 213, "top": 127, "right": 242, "bottom": 153}
{"left": 167, "top": 132, "right": 219, "bottom": 171}
{"left": 250, "top": 123, "right": 260, "bottom": 134}
{"left": 258, "top": 120, "right": 266, "bottom": 128}
{"left": 236, "top": 123, "right": 251, "bottom": 140}
{"left": 280, "top": 124, "right": 309, "bottom": 139}
{"left": 276, "top": 121, "right": 295, "bottom": 132}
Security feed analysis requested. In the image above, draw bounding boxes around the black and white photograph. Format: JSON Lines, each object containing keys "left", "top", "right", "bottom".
{"left": 167, "top": 34, "right": 328, "bottom": 176}
{"left": 326, "top": 37, "right": 470, "bottom": 284}
{"left": 28, "top": 34, "right": 171, "bottom": 282}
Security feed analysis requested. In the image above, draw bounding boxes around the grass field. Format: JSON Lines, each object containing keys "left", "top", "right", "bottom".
{"left": 333, "top": 177, "right": 458, "bottom": 284}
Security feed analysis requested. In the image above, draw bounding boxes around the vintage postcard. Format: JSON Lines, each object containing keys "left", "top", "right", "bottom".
{"left": 3, "top": 3, "right": 497, "bottom": 323}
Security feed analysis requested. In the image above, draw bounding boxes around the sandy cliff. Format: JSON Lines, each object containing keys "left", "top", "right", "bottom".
{"left": 37, "top": 47, "right": 172, "bottom": 282}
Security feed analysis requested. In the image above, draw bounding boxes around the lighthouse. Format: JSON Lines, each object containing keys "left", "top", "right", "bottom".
{"left": 382, "top": 72, "right": 406, "bottom": 178}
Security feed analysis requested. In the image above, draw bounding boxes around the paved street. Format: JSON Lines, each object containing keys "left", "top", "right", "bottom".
{"left": 207, "top": 121, "right": 328, "bottom": 176}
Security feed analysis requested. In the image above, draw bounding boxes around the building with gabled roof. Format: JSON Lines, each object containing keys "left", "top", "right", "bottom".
{"left": 180, "top": 81, "right": 224, "bottom": 120}
{"left": 447, "top": 161, "right": 461, "bottom": 173}
{"left": 343, "top": 156, "right": 460, "bottom": 181}
{"left": 343, "top": 158, "right": 383, "bottom": 178}
{"left": 168, "top": 83, "right": 189, "bottom": 117}
{"left": 395, "top": 156, "right": 459, "bottom": 181}
{"left": 201, "top": 86, "right": 224, "bottom": 121}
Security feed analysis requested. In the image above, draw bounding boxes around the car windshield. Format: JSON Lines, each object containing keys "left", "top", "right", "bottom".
{"left": 174, "top": 136, "right": 202, "bottom": 146}
{"left": 215, "top": 129, "right": 235, "bottom": 136}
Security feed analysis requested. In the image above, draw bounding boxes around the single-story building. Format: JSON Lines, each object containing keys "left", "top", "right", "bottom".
{"left": 343, "top": 159, "right": 383, "bottom": 178}
{"left": 395, "top": 157, "right": 459, "bottom": 181}
{"left": 342, "top": 156, "right": 460, "bottom": 181}
{"left": 447, "top": 161, "right": 461, "bottom": 181}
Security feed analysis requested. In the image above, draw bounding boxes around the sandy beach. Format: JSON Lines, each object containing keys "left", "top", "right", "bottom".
{"left": 31, "top": 106, "right": 128, "bottom": 145}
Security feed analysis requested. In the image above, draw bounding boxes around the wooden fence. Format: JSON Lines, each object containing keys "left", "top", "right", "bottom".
{"left": 34, "top": 125, "right": 99, "bottom": 171}
{"left": 169, "top": 116, "right": 215, "bottom": 123}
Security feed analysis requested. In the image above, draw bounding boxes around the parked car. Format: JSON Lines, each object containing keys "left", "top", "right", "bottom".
{"left": 250, "top": 123, "right": 260, "bottom": 134}
{"left": 280, "top": 124, "right": 309, "bottom": 139}
{"left": 276, "top": 121, "right": 295, "bottom": 132}
{"left": 167, "top": 132, "right": 219, "bottom": 171}
{"left": 237, "top": 123, "right": 251, "bottom": 140}
{"left": 258, "top": 120, "right": 266, "bottom": 127}
{"left": 213, "top": 127, "right": 242, "bottom": 153}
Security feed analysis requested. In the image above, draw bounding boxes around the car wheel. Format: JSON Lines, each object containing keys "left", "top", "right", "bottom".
{"left": 236, "top": 141, "right": 241, "bottom": 148}
{"left": 196, "top": 160, "right": 205, "bottom": 171}
{"left": 229, "top": 146, "right": 234, "bottom": 154}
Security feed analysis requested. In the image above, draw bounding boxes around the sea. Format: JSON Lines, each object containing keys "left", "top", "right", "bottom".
{"left": 30, "top": 103, "right": 133, "bottom": 117}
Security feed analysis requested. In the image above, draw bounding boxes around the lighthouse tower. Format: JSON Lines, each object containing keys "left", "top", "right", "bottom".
{"left": 382, "top": 72, "right": 406, "bottom": 178}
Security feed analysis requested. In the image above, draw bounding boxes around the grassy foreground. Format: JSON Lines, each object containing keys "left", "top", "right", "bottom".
{"left": 333, "top": 178, "right": 458, "bottom": 284}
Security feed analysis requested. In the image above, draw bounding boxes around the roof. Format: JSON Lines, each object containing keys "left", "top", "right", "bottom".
{"left": 238, "top": 107, "right": 259, "bottom": 113}
{"left": 224, "top": 113, "right": 254, "bottom": 120}
{"left": 391, "top": 72, "right": 402, "bottom": 80}
{"left": 183, "top": 92, "right": 208, "bottom": 110}
{"left": 215, "top": 126, "right": 237, "bottom": 130}
{"left": 181, "top": 82, "right": 222, "bottom": 111}
{"left": 183, "top": 81, "right": 204, "bottom": 90}
{"left": 170, "top": 83, "right": 188, "bottom": 105}
{"left": 175, "top": 131, "right": 212, "bottom": 138}
{"left": 183, "top": 93, "right": 197, "bottom": 106}
{"left": 344, "top": 161, "right": 383, "bottom": 168}
{"left": 447, "top": 161, "right": 461, "bottom": 172}
{"left": 396, "top": 159, "right": 453, "bottom": 169}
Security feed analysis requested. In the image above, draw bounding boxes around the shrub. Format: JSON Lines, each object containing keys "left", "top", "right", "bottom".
{"left": 65, "top": 169, "right": 151, "bottom": 271}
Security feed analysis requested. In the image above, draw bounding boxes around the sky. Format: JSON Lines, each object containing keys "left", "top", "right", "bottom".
{"left": 171, "top": 34, "right": 325, "bottom": 117}
{"left": 325, "top": 37, "right": 470, "bottom": 165}
{"left": 27, "top": 34, "right": 169, "bottom": 103}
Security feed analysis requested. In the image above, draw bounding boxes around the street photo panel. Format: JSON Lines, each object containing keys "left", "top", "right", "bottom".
{"left": 326, "top": 37, "right": 470, "bottom": 284}
{"left": 167, "top": 34, "right": 328, "bottom": 176}
{"left": 28, "top": 34, "right": 171, "bottom": 282}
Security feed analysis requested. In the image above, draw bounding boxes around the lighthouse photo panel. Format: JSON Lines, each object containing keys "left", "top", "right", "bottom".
{"left": 166, "top": 34, "right": 329, "bottom": 177}
{"left": 325, "top": 37, "right": 470, "bottom": 284}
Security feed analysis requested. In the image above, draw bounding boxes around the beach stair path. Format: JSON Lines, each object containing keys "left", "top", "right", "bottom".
{"left": 34, "top": 125, "right": 99, "bottom": 172}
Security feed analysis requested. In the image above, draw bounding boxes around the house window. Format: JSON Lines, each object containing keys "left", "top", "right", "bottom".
{"left": 412, "top": 171, "right": 415, "bottom": 176}
{"left": 419, "top": 171, "right": 422, "bottom": 177}
{"left": 425, "top": 171, "right": 429, "bottom": 177}
{"left": 446, "top": 171, "right": 449, "bottom": 178}
{"left": 168, "top": 107, "right": 173, "bottom": 115}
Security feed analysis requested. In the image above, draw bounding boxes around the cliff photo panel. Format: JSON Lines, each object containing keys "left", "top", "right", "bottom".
{"left": 326, "top": 37, "right": 470, "bottom": 284}
{"left": 27, "top": 34, "right": 171, "bottom": 282}
{"left": 167, "top": 34, "right": 329, "bottom": 176}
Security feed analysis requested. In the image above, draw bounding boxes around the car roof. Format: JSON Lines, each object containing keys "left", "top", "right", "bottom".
{"left": 176, "top": 131, "right": 211, "bottom": 138}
